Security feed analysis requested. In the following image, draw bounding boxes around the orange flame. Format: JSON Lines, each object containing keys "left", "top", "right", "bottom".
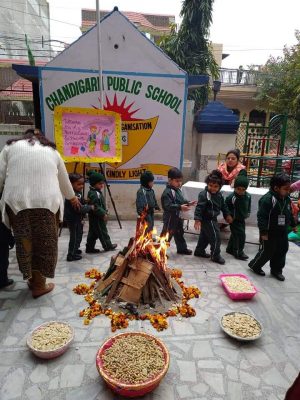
{"left": 132, "top": 211, "right": 169, "bottom": 270}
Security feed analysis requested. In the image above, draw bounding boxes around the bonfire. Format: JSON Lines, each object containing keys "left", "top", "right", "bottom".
{"left": 73, "top": 212, "right": 201, "bottom": 331}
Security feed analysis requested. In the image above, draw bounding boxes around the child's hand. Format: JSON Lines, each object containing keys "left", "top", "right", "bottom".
{"left": 70, "top": 196, "right": 81, "bottom": 210}
{"left": 194, "top": 220, "right": 201, "bottom": 230}
{"left": 225, "top": 215, "right": 233, "bottom": 224}
{"left": 188, "top": 200, "right": 197, "bottom": 206}
{"left": 181, "top": 204, "right": 191, "bottom": 212}
{"left": 261, "top": 234, "right": 268, "bottom": 240}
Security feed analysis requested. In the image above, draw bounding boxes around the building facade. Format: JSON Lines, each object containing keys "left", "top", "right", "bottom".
{"left": 0, "top": 0, "right": 51, "bottom": 131}
{"left": 81, "top": 9, "right": 175, "bottom": 43}
{"left": 0, "top": 0, "right": 51, "bottom": 61}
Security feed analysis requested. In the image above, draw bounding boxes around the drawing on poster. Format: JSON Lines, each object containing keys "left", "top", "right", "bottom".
{"left": 54, "top": 106, "right": 122, "bottom": 163}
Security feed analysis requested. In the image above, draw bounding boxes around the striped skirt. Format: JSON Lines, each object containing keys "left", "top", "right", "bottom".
{"left": 7, "top": 207, "right": 59, "bottom": 280}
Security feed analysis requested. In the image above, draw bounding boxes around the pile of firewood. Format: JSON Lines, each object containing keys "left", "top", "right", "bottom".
{"left": 94, "top": 215, "right": 181, "bottom": 308}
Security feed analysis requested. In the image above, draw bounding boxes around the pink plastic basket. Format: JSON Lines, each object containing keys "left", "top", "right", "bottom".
{"left": 219, "top": 274, "right": 258, "bottom": 300}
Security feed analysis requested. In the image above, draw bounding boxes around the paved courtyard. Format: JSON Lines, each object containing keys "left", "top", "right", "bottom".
{"left": 0, "top": 220, "right": 299, "bottom": 400}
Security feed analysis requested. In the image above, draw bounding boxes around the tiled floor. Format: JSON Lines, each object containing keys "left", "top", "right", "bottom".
{"left": 0, "top": 220, "right": 299, "bottom": 400}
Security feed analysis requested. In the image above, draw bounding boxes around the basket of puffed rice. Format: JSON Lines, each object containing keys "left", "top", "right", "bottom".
{"left": 96, "top": 332, "right": 170, "bottom": 398}
{"left": 220, "top": 312, "right": 263, "bottom": 341}
{"left": 27, "top": 321, "right": 74, "bottom": 359}
{"left": 219, "top": 274, "right": 258, "bottom": 300}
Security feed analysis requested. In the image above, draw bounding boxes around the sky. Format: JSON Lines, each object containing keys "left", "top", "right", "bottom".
{"left": 48, "top": 0, "right": 300, "bottom": 69}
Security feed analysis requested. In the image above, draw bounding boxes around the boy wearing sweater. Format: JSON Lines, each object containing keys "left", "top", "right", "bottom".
{"left": 249, "top": 173, "right": 297, "bottom": 281}
{"left": 64, "top": 174, "right": 94, "bottom": 261}
{"left": 194, "top": 170, "right": 232, "bottom": 264}
{"left": 225, "top": 171, "right": 251, "bottom": 260}
{"left": 86, "top": 171, "right": 117, "bottom": 253}
{"left": 0, "top": 220, "right": 15, "bottom": 289}
{"left": 161, "top": 168, "right": 195, "bottom": 255}
{"left": 136, "top": 170, "right": 160, "bottom": 232}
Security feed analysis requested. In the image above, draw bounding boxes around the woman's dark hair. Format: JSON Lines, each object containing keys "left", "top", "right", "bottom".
{"left": 69, "top": 173, "right": 84, "bottom": 183}
{"left": 205, "top": 169, "right": 224, "bottom": 187}
{"left": 6, "top": 129, "right": 56, "bottom": 149}
{"left": 226, "top": 149, "right": 240, "bottom": 161}
{"left": 168, "top": 167, "right": 183, "bottom": 179}
{"left": 270, "top": 173, "right": 291, "bottom": 190}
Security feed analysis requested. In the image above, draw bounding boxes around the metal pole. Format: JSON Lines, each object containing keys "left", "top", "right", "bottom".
{"left": 96, "top": 0, "right": 103, "bottom": 109}
{"left": 96, "top": 0, "right": 107, "bottom": 201}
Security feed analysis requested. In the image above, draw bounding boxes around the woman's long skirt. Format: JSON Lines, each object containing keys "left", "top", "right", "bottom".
{"left": 7, "top": 207, "right": 59, "bottom": 279}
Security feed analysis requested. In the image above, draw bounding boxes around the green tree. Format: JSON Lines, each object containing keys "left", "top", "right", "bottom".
{"left": 159, "top": 0, "right": 218, "bottom": 108}
{"left": 256, "top": 31, "right": 300, "bottom": 120}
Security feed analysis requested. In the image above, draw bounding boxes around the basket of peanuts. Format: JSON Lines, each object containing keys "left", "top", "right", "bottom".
{"left": 96, "top": 332, "right": 170, "bottom": 398}
{"left": 219, "top": 274, "right": 258, "bottom": 300}
{"left": 27, "top": 321, "right": 74, "bottom": 359}
{"left": 220, "top": 311, "right": 263, "bottom": 341}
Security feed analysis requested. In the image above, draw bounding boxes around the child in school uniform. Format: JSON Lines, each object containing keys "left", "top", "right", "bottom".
{"left": 85, "top": 171, "right": 117, "bottom": 253}
{"left": 249, "top": 173, "right": 297, "bottom": 281}
{"left": 0, "top": 220, "right": 15, "bottom": 289}
{"left": 194, "top": 170, "right": 233, "bottom": 264}
{"left": 161, "top": 167, "right": 196, "bottom": 255}
{"left": 64, "top": 174, "right": 93, "bottom": 262}
{"left": 225, "top": 170, "right": 251, "bottom": 260}
{"left": 136, "top": 170, "right": 160, "bottom": 232}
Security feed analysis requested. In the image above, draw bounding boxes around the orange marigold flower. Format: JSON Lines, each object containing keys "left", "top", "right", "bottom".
{"left": 170, "top": 268, "right": 183, "bottom": 279}
{"left": 85, "top": 268, "right": 103, "bottom": 280}
{"left": 148, "top": 314, "right": 168, "bottom": 331}
{"left": 166, "top": 308, "right": 178, "bottom": 317}
{"left": 84, "top": 294, "right": 95, "bottom": 305}
{"left": 178, "top": 303, "right": 196, "bottom": 318}
{"left": 73, "top": 283, "right": 90, "bottom": 295}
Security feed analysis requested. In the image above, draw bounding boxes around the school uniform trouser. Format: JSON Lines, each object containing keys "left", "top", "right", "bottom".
{"left": 195, "top": 219, "right": 221, "bottom": 258}
{"left": 0, "top": 243, "right": 9, "bottom": 286}
{"left": 248, "top": 230, "right": 289, "bottom": 274}
{"left": 161, "top": 217, "right": 188, "bottom": 252}
{"left": 86, "top": 217, "right": 112, "bottom": 251}
{"left": 145, "top": 212, "right": 154, "bottom": 233}
{"left": 226, "top": 219, "right": 245, "bottom": 256}
{"left": 67, "top": 221, "right": 83, "bottom": 257}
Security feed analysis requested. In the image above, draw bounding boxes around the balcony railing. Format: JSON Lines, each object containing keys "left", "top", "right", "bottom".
{"left": 219, "top": 68, "right": 260, "bottom": 86}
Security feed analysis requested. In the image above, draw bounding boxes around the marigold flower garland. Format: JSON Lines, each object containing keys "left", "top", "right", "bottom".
{"left": 73, "top": 268, "right": 201, "bottom": 332}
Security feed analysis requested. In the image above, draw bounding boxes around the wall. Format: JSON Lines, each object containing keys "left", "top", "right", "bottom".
{"left": 0, "top": 123, "right": 33, "bottom": 150}
{"left": 95, "top": 99, "right": 196, "bottom": 220}
{"left": 196, "top": 132, "right": 236, "bottom": 181}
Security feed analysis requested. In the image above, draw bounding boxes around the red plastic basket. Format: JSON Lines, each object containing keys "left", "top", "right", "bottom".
{"left": 219, "top": 273, "right": 258, "bottom": 300}
{"left": 96, "top": 332, "right": 169, "bottom": 398}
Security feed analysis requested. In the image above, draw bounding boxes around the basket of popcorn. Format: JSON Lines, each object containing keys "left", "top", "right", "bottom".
{"left": 219, "top": 274, "right": 258, "bottom": 300}
{"left": 220, "top": 312, "right": 263, "bottom": 341}
{"left": 96, "top": 332, "right": 170, "bottom": 398}
{"left": 27, "top": 321, "right": 74, "bottom": 359}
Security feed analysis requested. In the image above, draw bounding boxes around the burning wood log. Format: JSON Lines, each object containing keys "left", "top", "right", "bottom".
{"left": 94, "top": 212, "right": 181, "bottom": 308}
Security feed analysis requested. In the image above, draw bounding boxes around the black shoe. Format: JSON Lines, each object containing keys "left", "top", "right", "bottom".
{"left": 194, "top": 251, "right": 211, "bottom": 258}
{"left": 235, "top": 252, "right": 249, "bottom": 261}
{"left": 67, "top": 254, "right": 82, "bottom": 261}
{"left": 271, "top": 272, "right": 285, "bottom": 281}
{"left": 211, "top": 255, "right": 225, "bottom": 265}
{"left": 0, "top": 279, "right": 14, "bottom": 289}
{"left": 249, "top": 265, "right": 265, "bottom": 276}
{"left": 104, "top": 244, "right": 118, "bottom": 252}
{"left": 177, "top": 249, "right": 193, "bottom": 255}
{"left": 86, "top": 248, "right": 101, "bottom": 254}
{"left": 76, "top": 249, "right": 82, "bottom": 255}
